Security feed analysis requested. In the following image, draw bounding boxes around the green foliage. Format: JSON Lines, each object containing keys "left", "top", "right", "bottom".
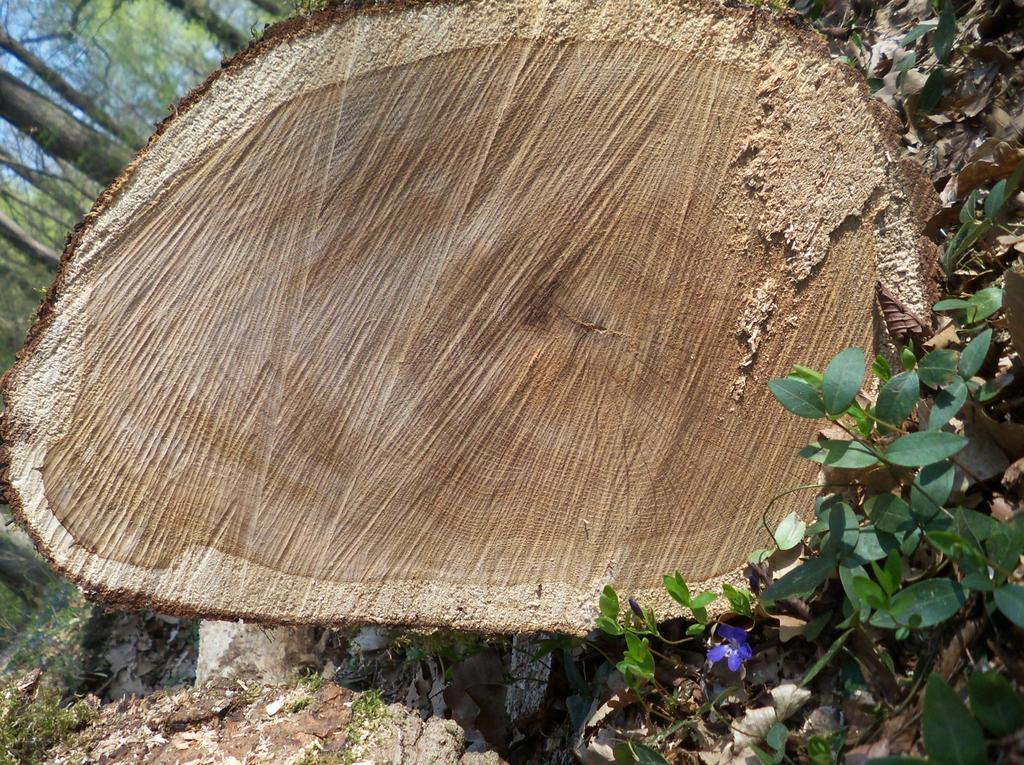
{"left": 757, "top": 281, "right": 1023, "bottom": 669}
{"left": 922, "top": 675, "right": 986, "bottom": 765}
{"left": 613, "top": 740, "right": 670, "bottom": 764}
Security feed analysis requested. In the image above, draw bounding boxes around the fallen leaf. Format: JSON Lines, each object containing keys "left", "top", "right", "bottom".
{"left": 925, "top": 318, "right": 960, "bottom": 350}
{"left": 1004, "top": 457, "right": 1024, "bottom": 495}
{"left": 991, "top": 494, "right": 1020, "bottom": 522}
{"left": 771, "top": 683, "right": 812, "bottom": 720}
{"left": 876, "top": 281, "right": 930, "bottom": 344}
{"left": 732, "top": 706, "right": 777, "bottom": 750}
{"left": 956, "top": 141, "right": 1024, "bottom": 197}
{"left": 774, "top": 615, "right": 807, "bottom": 643}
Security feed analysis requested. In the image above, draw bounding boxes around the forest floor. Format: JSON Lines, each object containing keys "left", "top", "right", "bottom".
{"left": 1, "top": 0, "right": 1024, "bottom": 763}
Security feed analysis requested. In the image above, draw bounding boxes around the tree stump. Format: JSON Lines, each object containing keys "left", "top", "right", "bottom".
{"left": 1, "top": 0, "right": 936, "bottom": 633}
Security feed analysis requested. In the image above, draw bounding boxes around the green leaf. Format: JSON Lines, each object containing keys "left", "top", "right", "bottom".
{"left": 774, "top": 512, "right": 807, "bottom": 551}
{"left": 848, "top": 403, "right": 874, "bottom": 437}
{"left": 840, "top": 564, "right": 871, "bottom": 618}
{"left": 765, "top": 723, "right": 788, "bottom": 752}
{"left": 850, "top": 526, "right": 899, "bottom": 564}
{"left": 867, "top": 494, "right": 915, "bottom": 534}
{"left": 923, "top": 674, "right": 986, "bottom": 765}
{"left": 872, "top": 355, "right": 892, "bottom": 383}
{"left": 822, "top": 498, "right": 860, "bottom": 559}
{"left": 662, "top": 572, "right": 691, "bottom": 607}
{"left": 910, "top": 461, "right": 955, "bottom": 519}
{"left": 870, "top": 579, "right": 966, "bottom": 629}
{"left": 852, "top": 575, "right": 888, "bottom": 609}
{"left": 927, "top": 531, "right": 985, "bottom": 566}
{"left": 804, "top": 610, "right": 832, "bottom": 641}
{"left": 986, "top": 519, "right": 1024, "bottom": 577}
{"left": 995, "top": 584, "right": 1024, "bottom": 628}
{"left": 600, "top": 585, "right": 620, "bottom": 619}
{"left": 968, "top": 671, "right": 1024, "bottom": 736}
{"left": 749, "top": 744, "right": 782, "bottom": 765}
{"left": 960, "top": 189, "right": 980, "bottom": 225}
{"left": 901, "top": 21, "right": 936, "bottom": 44}
{"left": 801, "top": 439, "right": 881, "bottom": 468}
{"left": 900, "top": 344, "right": 917, "bottom": 371}
{"left": 722, "top": 584, "right": 753, "bottom": 617}
{"left": 918, "top": 349, "right": 958, "bottom": 387}
{"left": 934, "top": 0, "right": 955, "bottom": 64}
{"left": 622, "top": 632, "right": 655, "bottom": 680}
{"left": 685, "top": 623, "right": 706, "bottom": 636}
{"left": 984, "top": 179, "right": 1008, "bottom": 219}
{"left": 958, "top": 329, "right": 991, "bottom": 378}
{"left": 919, "top": 67, "right": 945, "bottom": 113}
{"left": 790, "top": 365, "right": 824, "bottom": 388}
{"left": 806, "top": 736, "right": 833, "bottom": 765}
{"left": 613, "top": 742, "right": 670, "bottom": 765}
{"left": 885, "top": 431, "right": 967, "bottom": 467}
{"left": 690, "top": 591, "right": 717, "bottom": 609}
{"left": 975, "top": 373, "right": 1012, "bottom": 402}
{"left": 762, "top": 557, "right": 836, "bottom": 604}
{"left": 966, "top": 287, "right": 1003, "bottom": 324}
{"left": 876, "top": 370, "right": 920, "bottom": 428}
{"left": 822, "top": 348, "right": 865, "bottom": 414}
{"left": 769, "top": 378, "right": 826, "bottom": 419}
{"left": 934, "top": 298, "right": 972, "bottom": 311}
{"left": 929, "top": 377, "right": 967, "bottom": 431}
{"left": 596, "top": 615, "right": 622, "bottom": 635}
{"left": 873, "top": 550, "right": 903, "bottom": 596}
{"left": 944, "top": 219, "right": 993, "bottom": 276}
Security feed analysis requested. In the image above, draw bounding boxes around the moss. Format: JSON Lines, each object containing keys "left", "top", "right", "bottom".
{"left": 342, "top": 689, "right": 389, "bottom": 765}
{"left": 287, "top": 695, "right": 312, "bottom": 713}
{"left": 292, "top": 0, "right": 330, "bottom": 14}
{"left": 0, "top": 681, "right": 94, "bottom": 765}
{"left": 742, "top": 0, "right": 794, "bottom": 14}
{"left": 296, "top": 669, "right": 325, "bottom": 694}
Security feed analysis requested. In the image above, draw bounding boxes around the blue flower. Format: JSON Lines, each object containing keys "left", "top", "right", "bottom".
{"left": 707, "top": 623, "right": 752, "bottom": 672}
{"left": 628, "top": 597, "right": 643, "bottom": 617}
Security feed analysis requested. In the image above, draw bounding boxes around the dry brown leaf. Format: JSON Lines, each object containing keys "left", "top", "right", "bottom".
{"left": 924, "top": 318, "right": 960, "bottom": 350}
{"left": 876, "top": 281, "right": 929, "bottom": 344}
{"left": 732, "top": 706, "right": 778, "bottom": 750}
{"left": 774, "top": 615, "right": 807, "bottom": 643}
{"left": 1004, "top": 457, "right": 1024, "bottom": 496}
{"left": 969, "top": 402, "right": 1024, "bottom": 463}
{"left": 956, "top": 141, "right": 1024, "bottom": 197}
{"left": 770, "top": 684, "right": 812, "bottom": 720}
{"left": 991, "top": 494, "right": 1021, "bottom": 522}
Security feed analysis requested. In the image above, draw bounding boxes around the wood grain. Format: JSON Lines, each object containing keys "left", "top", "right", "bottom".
{"left": 1, "top": 0, "right": 937, "bottom": 632}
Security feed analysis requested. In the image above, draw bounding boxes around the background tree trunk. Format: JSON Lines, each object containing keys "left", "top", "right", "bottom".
{"left": 0, "top": 208, "right": 59, "bottom": 267}
{"left": 164, "top": 0, "right": 248, "bottom": 52}
{"left": 0, "top": 527, "right": 56, "bottom": 605}
{"left": 0, "top": 70, "right": 130, "bottom": 185}
{"left": 0, "top": 25, "right": 144, "bottom": 149}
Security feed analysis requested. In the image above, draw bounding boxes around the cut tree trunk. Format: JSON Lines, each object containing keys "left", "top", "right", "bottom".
{"left": 0, "top": 0, "right": 937, "bottom": 634}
